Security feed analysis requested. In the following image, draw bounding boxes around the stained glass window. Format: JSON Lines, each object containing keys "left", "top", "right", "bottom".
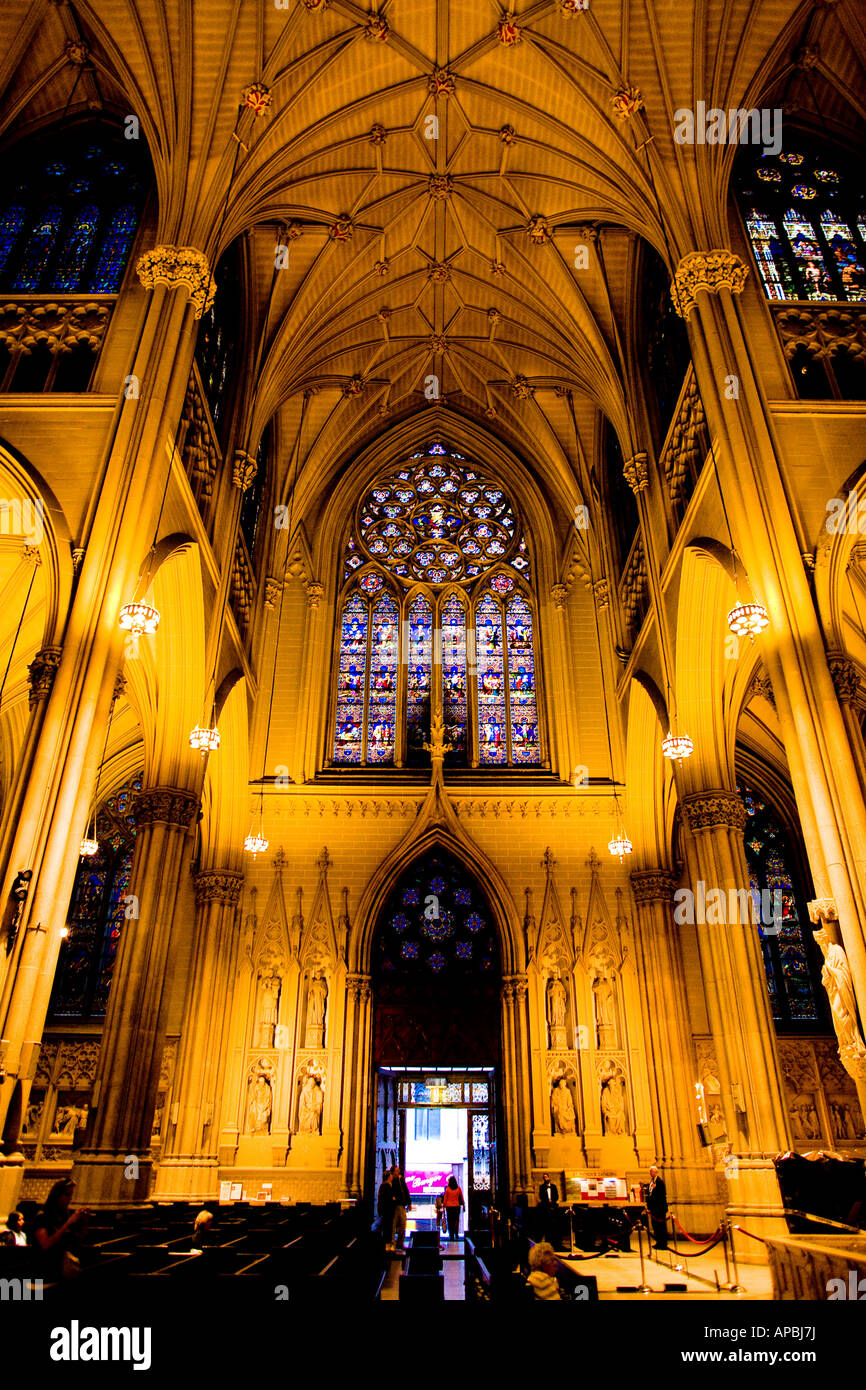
{"left": 374, "top": 849, "right": 499, "bottom": 980}
{"left": 406, "top": 596, "right": 432, "bottom": 765}
{"left": 736, "top": 146, "right": 866, "bottom": 303}
{"left": 367, "top": 595, "right": 399, "bottom": 764}
{"left": 0, "top": 127, "right": 147, "bottom": 295}
{"left": 333, "top": 446, "right": 541, "bottom": 769}
{"left": 50, "top": 774, "right": 141, "bottom": 1020}
{"left": 334, "top": 595, "right": 368, "bottom": 763}
{"left": 476, "top": 595, "right": 507, "bottom": 766}
{"left": 507, "top": 596, "right": 540, "bottom": 764}
{"left": 739, "top": 783, "right": 824, "bottom": 1028}
{"left": 442, "top": 593, "right": 468, "bottom": 764}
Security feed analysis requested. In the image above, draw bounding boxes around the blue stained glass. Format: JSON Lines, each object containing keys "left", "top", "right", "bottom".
{"left": 442, "top": 593, "right": 467, "bottom": 763}
{"left": 428, "top": 951, "right": 446, "bottom": 971}
{"left": 366, "top": 594, "right": 398, "bottom": 764}
{"left": 456, "top": 941, "right": 472, "bottom": 960}
{"left": 406, "top": 595, "right": 432, "bottom": 763}
{"left": 402, "top": 941, "right": 419, "bottom": 959}
{"left": 507, "top": 595, "right": 540, "bottom": 765}
{"left": 783, "top": 206, "right": 834, "bottom": 298}
{"left": 429, "top": 876, "right": 447, "bottom": 893}
{"left": 455, "top": 888, "right": 471, "bottom": 905}
{"left": 89, "top": 203, "right": 139, "bottom": 291}
{"left": 334, "top": 595, "right": 368, "bottom": 763}
{"left": 54, "top": 203, "right": 101, "bottom": 290}
{"left": 466, "top": 912, "right": 484, "bottom": 933}
{"left": 819, "top": 209, "right": 866, "bottom": 301}
{"left": 402, "top": 888, "right": 419, "bottom": 905}
{"left": 0, "top": 207, "right": 27, "bottom": 275}
{"left": 477, "top": 595, "right": 507, "bottom": 765}
{"left": 12, "top": 204, "right": 63, "bottom": 289}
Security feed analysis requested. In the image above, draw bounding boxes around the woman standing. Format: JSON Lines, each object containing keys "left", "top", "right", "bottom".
{"left": 441, "top": 1175, "right": 465, "bottom": 1241}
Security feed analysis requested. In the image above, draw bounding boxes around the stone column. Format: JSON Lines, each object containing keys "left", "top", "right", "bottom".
{"left": 677, "top": 254, "right": 866, "bottom": 1036}
{"left": 72, "top": 786, "right": 199, "bottom": 1206}
{"left": 343, "top": 972, "right": 372, "bottom": 1199}
{"left": 501, "top": 974, "right": 532, "bottom": 1194}
{"left": 681, "top": 790, "right": 790, "bottom": 1250}
{"left": 630, "top": 868, "right": 720, "bottom": 1231}
{"left": 154, "top": 868, "right": 243, "bottom": 1200}
{"left": 826, "top": 656, "right": 866, "bottom": 806}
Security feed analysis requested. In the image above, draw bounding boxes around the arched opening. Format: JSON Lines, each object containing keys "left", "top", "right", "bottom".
{"left": 369, "top": 845, "right": 505, "bottom": 1231}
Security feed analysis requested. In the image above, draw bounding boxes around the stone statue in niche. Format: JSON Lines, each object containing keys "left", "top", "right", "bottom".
{"left": 256, "top": 973, "right": 281, "bottom": 1050}
{"left": 600, "top": 1063, "right": 628, "bottom": 1136}
{"left": 547, "top": 974, "right": 568, "bottom": 1050}
{"left": 247, "top": 1062, "right": 274, "bottom": 1135}
{"left": 305, "top": 973, "right": 328, "bottom": 1048}
{"left": 297, "top": 1069, "right": 324, "bottom": 1134}
{"left": 551, "top": 1076, "right": 577, "bottom": 1134}
{"left": 814, "top": 928, "right": 866, "bottom": 1068}
{"left": 590, "top": 951, "right": 619, "bottom": 1049}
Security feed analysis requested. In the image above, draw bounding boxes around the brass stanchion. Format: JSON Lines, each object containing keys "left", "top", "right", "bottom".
{"left": 636, "top": 1211, "right": 652, "bottom": 1294}
{"left": 727, "top": 1220, "right": 745, "bottom": 1294}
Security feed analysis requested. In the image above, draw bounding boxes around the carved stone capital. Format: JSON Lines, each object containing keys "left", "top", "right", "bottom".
{"left": 592, "top": 578, "right": 610, "bottom": 609}
{"left": 681, "top": 790, "right": 747, "bottom": 832}
{"left": 550, "top": 583, "right": 568, "bottom": 611}
{"left": 27, "top": 645, "right": 62, "bottom": 709}
{"left": 828, "top": 656, "right": 862, "bottom": 704}
{"left": 671, "top": 249, "right": 749, "bottom": 319}
{"left": 193, "top": 870, "right": 244, "bottom": 907}
{"left": 807, "top": 897, "right": 839, "bottom": 926}
{"left": 630, "top": 869, "right": 677, "bottom": 905}
{"left": 233, "top": 450, "right": 257, "bottom": 491}
{"left": 264, "top": 577, "right": 283, "bottom": 610}
{"left": 610, "top": 86, "right": 644, "bottom": 120}
{"left": 136, "top": 246, "right": 216, "bottom": 319}
{"left": 306, "top": 581, "right": 324, "bottom": 610}
{"left": 747, "top": 667, "right": 776, "bottom": 709}
{"left": 347, "top": 972, "right": 372, "bottom": 1003}
{"left": 623, "top": 451, "right": 649, "bottom": 494}
{"left": 133, "top": 787, "right": 199, "bottom": 830}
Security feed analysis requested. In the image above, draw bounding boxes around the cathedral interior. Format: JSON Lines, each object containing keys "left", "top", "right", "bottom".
{"left": 0, "top": 0, "right": 865, "bottom": 1312}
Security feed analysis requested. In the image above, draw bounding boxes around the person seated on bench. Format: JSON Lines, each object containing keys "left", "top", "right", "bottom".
{"left": 1, "top": 1211, "right": 27, "bottom": 1247}
{"left": 527, "top": 1242, "right": 562, "bottom": 1301}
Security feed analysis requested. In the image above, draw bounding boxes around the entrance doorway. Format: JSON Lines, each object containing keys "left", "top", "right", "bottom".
{"left": 368, "top": 847, "right": 505, "bottom": 1223}
{"left": 375, "top": 1067, "right": 497, "bottom": 1231}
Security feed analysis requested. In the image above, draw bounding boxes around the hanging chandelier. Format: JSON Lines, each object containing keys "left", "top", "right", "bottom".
{"left": 189, "top": 724, "right": 221, "bottom": 754}
{"left": 662, "top": 732, "right": 694, "bottom": 761}
{"left": 118, "top": 600, "right": 160, "bottom": 637}
{"left": 608, "top": 829, "right": 633, "bottom": 862}
{"left": 79, "top": 834, "right": 99, "bottom": 857}
{"left": 726, "top": 600, "right": 769, "bottom": 639}
{"left": 244, "top": 829, "right": 269, "bottom": 857}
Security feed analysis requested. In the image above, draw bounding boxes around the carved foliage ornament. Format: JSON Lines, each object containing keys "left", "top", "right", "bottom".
{"left": 136, "top": 247, "right": 216, "bottom": 319}
{"left": 622, "top": 452, "right": 649, "bottom": 494}
{"left": 194, "top": 870, "right": 243, "bottom": 907}
{"left": 630, "top": 869, "right": 677, "bottom": 905}
{"left": 241, "top": 82, "right": 272, "bottom": 116}
{"left": 428, "top": 67, "right": 456, "bottom": 96}
{"left": 27, "top": 645, "right": 62, "bottom": 709}
{"left": 133, "top": 787, "right": 199, "bottom": 830}
{"left": 233, "top": 450, "right": 258, "bottom": 491}
{"left": 610, "top": 86, "right": 644, "bottom": 120}
{"left": 671, "top": 250, "right": 749, "bottom": 319}
{"left": 681, "top": 790, "right": 747, "bottom": 832}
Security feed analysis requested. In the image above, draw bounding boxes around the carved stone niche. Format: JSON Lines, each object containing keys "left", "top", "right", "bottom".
{"left": 245, "top": 1056, "right": 277, "bottom": 1137}
{"left": 548, "top": 1059, "right": 579, "bottom": 1138}
{"left": 598, "top": 1059, "right": 630, "bottom": 1137}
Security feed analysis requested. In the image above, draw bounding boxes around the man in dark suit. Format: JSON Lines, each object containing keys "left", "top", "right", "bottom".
{"left": 646, "top": 1165, "right": 668, "bottom": 1249}
{"left": 538, "top": 1173, "right": 561, "bottom": 1246}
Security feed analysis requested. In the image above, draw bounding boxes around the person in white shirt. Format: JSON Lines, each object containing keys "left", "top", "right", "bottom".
{"left": 527, "top": 1241, "right": 561, "bottom": 1300}
{"left": 3, "top": 1211, "right": 27, "bottom": 1246}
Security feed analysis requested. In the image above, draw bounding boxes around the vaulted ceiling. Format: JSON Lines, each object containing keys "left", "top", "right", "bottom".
{"left": 2, "top": 0, "right": 863, "bottom": 526}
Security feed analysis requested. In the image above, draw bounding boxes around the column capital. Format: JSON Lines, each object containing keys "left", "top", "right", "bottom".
{"left": 827, "top": 655, "right": 862, "bottom": 704}
{"left": 193, "top": 869, "right": 243, "bottom": 907}
{"left": 232, "top": 450, "right": 257, "bottom": 491}
{"left": 807, "top": 896, "right": 839, "bottom": 926}
{"left": 133, "top": 786, "right": 199, "bottom": 830}
{"left": 346, "top": 972, "right": 371, "bottom": 1002}
{"left": 623, "top": 451, "right": 649, "bottom": 494}
{"left": 27, "top": 645, "right": 62, "bottom": 709}
{"left": 306, "top": 580, "right": 324, "bottom": 610}
{"left": 135, "top": 245, "right": 216, "bottom": 319}
{"left": 502, "top": 972, "right": 528, "bottom": 1001}
{"left": 681, "top": 789, "right": 747, "bottom": 832}
{"left": 671, "top": 249, "right": 749, "bottom": 319}
{"left": 550, "top": 583, "right": 568, "bottom": 611}
{"left": 630, "top": 869, "right": 678, "bottom": 905}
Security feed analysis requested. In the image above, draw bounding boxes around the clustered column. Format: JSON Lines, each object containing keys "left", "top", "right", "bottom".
{"left": 73, "top": 786, "right": 199, "bottom": 1206}
{"left": 155, "top": 868, "right": 244, "bottom": 1200}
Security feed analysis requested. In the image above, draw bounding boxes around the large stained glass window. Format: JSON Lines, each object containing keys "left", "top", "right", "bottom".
{"left": 0, "top": 128, "right": 148, "bottom": 296}
{"left": 332, "top": 445, "right": 542, "bottom": 769}
{"left": 739, "top": 784, "right": 824, "bottom": 1028}
{"left": 367, "top": 595, "right": 399, "bottom": 764}
{"left": 736, "top": 146, "right": 866, "bottom": 303}
{"left": 406, "top": 596, "right": 432, "bottom": 765}
{"left": 476, "top": 595, "right": 507, "bottom": 766}
{"left": 334, "top": 595, "right": 368, "bottom": 764}
{"left": 442, "top": 593, "right": 468, "bottom": 765}
{"left": 50, "top": 775, "right": 141, "bottom": 1020}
